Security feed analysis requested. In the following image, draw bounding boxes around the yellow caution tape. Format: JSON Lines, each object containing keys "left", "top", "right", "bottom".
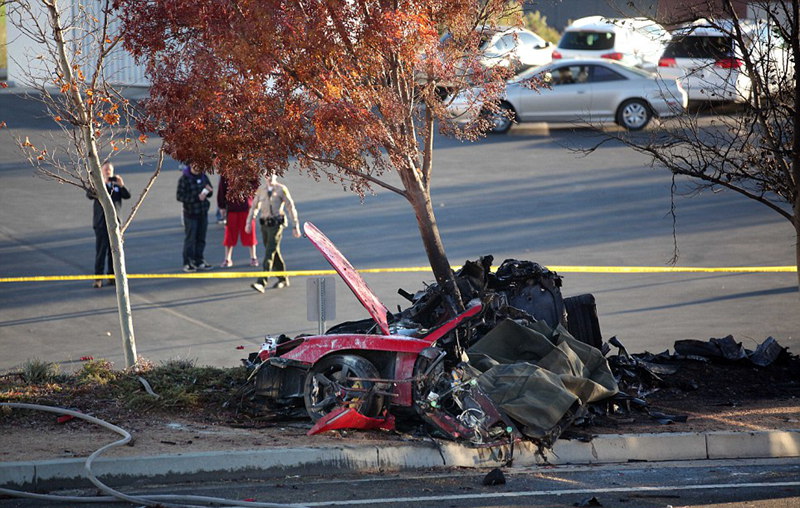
{"left": 0, "top": 265, "right": 795, "bottom": 283}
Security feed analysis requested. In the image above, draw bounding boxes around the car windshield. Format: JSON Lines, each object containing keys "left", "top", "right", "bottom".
{"left": 663, "top": 35, "right": 733, "bottom": 59}
{"left": 559, "top": 30, "right": 615, "bottom": 50}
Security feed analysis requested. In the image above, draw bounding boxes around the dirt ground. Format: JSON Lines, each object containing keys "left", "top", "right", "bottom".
{"left": 1, "top": 352, "right": 799, "bottom": 463}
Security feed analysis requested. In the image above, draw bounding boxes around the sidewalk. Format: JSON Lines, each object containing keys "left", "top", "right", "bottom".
{"left": 2, "top": 429, "right": 799, "bottom": 491}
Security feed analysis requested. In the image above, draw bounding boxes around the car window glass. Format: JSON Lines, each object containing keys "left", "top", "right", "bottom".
{"left": 559, "top": 30, "right": 615, "bottom": 50}
{"left": 500, "top": 34, "right": 517, "bottom": 50}
{"left": 590, "top": 65, "right": 625, "bottom": 82}
{"left": 518, "top": 32, "right": 545, "bottom": 47}
{"left": 552, "top": 65, "right": 586, "bottom": 85}
{"left": 663, "top": 35, "right": 732, "bottom": 59}
{"left": 517, "top": 33, "right": 533, "bottom": 45}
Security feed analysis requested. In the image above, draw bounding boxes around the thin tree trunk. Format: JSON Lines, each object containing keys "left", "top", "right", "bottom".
{"left": 404, "top": 177, "right": 464, "bottom": 312}
{"left": 793, "top": 0, "right": 800, "bottom": 292}
{"left": 46, "top": 0, "right": 137, "bottom": 367}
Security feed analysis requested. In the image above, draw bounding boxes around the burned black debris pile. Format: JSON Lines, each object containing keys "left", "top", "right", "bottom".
{"left": 396, "top": 256, "right": 602, "bottom": 349}
{"left": 247, "top": 224, "right": 615, "bottom": 449}
{"left": 674, "top": 335, "right": 786, "bottom": 367}
{"left": 573, "top": 335, "right": 800, "bottom": 431}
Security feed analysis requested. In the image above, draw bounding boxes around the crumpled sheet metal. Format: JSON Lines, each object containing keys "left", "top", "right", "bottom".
{"left": 307, "top": 407, "right": 395, "bottom": 435}
{"left": 467, "top": 319, "right": 618, "bottom": 439}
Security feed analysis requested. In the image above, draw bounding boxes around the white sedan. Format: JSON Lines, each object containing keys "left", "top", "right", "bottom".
{"left": 448, "top": 58, "right": 687, "bottom": 132}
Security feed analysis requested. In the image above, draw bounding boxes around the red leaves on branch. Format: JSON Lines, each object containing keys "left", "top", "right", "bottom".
{"left": 115, "top": 0, "right": 511, "bottom": 180}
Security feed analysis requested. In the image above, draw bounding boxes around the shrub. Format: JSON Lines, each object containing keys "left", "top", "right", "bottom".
{"left": 21, "top": 359, "right": 61, "bottom": 385}
{"left": 523, "top": 10, "right": 561, "bottom": 43}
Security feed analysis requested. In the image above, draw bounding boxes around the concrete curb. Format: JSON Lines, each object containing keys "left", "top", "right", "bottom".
{"left": 1, "top": 430, "right": 798, "bottom": 491}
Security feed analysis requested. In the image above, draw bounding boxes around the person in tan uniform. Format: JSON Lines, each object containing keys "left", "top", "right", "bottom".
{"left": 246, "top": 175, "right": 300, "bottom": 292}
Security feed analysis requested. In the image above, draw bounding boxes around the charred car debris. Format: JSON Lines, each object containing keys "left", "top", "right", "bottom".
{"left": 241, "top": 222, "right": 796, "bottom": 448}
{"left": 242, "top": 222, "right": 618, "bottom": 448}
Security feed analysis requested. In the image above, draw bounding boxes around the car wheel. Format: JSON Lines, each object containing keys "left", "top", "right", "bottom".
{"left": 616, "top": 99, "right": 651, "bottom": 130}
{"left": 484, "top": 102, "right": 515, "bottom": 134}
{"left": 303, "top": 354, "right": 385, "bottom": 421}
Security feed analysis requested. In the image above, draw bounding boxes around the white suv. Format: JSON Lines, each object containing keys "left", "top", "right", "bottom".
{"left": 657, "top": 19, "right": 789, "bottom": 103}
{"left": 553, "top": 16, "right": 670, "bottom": 71}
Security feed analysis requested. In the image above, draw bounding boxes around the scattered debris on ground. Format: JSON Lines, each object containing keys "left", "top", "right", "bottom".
{"left": 240, "top": 223, "right": 800, "bottom": 451}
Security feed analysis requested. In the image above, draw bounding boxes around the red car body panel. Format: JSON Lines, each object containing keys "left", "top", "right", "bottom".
{"left": 307, "top": 407, "right": 396, "bottom": 435}
{"left": 280, "top": 334, "right": 436, "bottom": 362}
{"left": 304, "top": 222, "right": 391, "bottom": 335}
{"left": 255, "top": 223, "right": 488, "bottom": 423}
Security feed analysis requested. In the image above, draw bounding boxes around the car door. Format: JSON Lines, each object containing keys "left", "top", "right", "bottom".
{"left": 512, "top": 63, "right": 593, "bottom": 123}
{"left": 585, "top": 64, "right": 630, "bottom": 120}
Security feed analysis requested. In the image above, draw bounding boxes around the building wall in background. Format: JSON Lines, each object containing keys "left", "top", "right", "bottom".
{"left": 525, "top": 0, "right": 659, "bottom": 32}
{"left": 5, "top": 0, "right": 146, "bottom": 88}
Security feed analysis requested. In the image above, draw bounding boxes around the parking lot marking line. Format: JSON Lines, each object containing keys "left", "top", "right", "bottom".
{"left": 0, "top": 265, "right": 796, "bottom": 283}
{"left": 296, "top": 481, "right": 800, "bottom": 506}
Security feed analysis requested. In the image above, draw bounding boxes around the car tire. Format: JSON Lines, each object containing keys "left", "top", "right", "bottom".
{"left": 484, "top": 102, "right": 515, "bottom": 134}
{"left": 303, "top": 354, "right": 385, "bottom": 422}
{"left": 616, "top": 99, "right": 651, "bottom": 130}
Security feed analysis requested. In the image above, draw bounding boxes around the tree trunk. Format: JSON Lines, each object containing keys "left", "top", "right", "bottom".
{"left": 793, "top": 0, "right": 800, "bottom": 293}
{"left": 46, "top": 0, "right": 138, "bottom": 367}
{"left": 403, "top": 175, "right": 464, "bottom": 311}
{"left": 107, "top": 214, "right": 137, "bottom": 367}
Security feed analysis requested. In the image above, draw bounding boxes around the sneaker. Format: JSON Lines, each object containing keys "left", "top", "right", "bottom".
{"left": 250, "top": 282, "right": 266, "bottom": 293}
{"left": 272, "top": 280, "right": 290, "bottom": 289}
{"left": 92, "top": 280, "right": 102, "bottom": 288}
{"left": 250, "top": 257, "right": 260, "bottom": 267}
{"left": 182, "top": 264, "right": 196, "bottom": 272}
{"left": 195, "top": 262, "right": 213, "bottom": 270}
{"left": 220, "top": 259, "right": 233, "bottom": 268}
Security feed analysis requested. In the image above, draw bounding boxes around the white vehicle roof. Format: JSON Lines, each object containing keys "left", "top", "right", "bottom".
{"left": 672, "top": 18, "right": 760, "bottom": 37}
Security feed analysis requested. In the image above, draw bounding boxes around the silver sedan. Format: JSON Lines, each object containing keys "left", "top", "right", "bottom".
{"left": 448, "top": 58, "right": 688, "bottom": 132}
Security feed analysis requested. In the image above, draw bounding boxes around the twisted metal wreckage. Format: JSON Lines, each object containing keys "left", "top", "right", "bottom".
{"left": 244, "top": 222, "right": 619, "bottom": 448}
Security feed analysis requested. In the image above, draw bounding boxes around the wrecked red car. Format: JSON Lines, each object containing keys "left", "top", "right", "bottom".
{"left": 246, "top": 222, "right": 609, "bottom": 444}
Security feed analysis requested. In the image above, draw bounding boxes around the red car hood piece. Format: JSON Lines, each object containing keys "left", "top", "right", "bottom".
{"left": 304, "top": 222, "right": 391, "bottom": 335}
{"left": 307, "top": 407, "right": 396, "bottom": 435}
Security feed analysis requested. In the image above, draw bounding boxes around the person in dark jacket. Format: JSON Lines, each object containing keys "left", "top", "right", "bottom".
{"left": 86, "top": 162, "right": 131, "bottom": 288}
{"left": 176, "top": 163, "right": 214, "bottom": 272}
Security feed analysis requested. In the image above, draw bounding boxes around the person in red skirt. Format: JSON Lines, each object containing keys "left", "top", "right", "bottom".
{"left": 218, "top": 175, "right": 259, "bottom": 267}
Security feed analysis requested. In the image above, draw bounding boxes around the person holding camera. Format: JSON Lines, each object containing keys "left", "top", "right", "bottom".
{"left": 246, "top": 175, "right": 300, "bottom": 292}
{"left": 86, "top": 162, "right": 131, "bottom": 288}
{"left": 176, "top": 163, "right": 214, "bottom": 272}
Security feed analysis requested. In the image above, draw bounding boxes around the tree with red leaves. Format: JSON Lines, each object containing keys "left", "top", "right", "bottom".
{"left": 115, "top": 0, "right": 520, "bottom": 307}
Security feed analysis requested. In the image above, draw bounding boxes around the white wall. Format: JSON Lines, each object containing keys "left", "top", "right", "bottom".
{"left": 5, "top": 0, "right": 147, "bottom": 88}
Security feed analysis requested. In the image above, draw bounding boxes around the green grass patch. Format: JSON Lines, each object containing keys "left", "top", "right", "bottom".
{"left": 1, "top": 358, "right": 253, "bottom": 422}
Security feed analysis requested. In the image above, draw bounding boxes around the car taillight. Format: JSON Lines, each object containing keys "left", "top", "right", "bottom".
{"left": 715, "top": 58, "right": 742, "bottom": 69}
{"left": 659, "top": 57, "right": 677, "bottom": 67}
{"left": 601, "top": 52, "right": 624, "bottom": 61}
{"left": 552, "top": 50, "right": 562, "bottom": 59}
